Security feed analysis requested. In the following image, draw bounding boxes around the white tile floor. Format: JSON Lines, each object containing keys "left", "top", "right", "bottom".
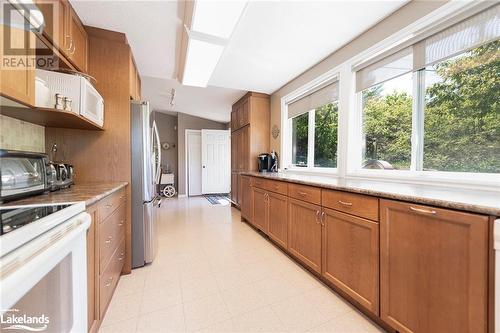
{"left": 99, "top": 197, "right": 385, "bottom": 333}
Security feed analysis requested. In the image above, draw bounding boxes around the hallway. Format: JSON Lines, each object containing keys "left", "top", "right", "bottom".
{"left": 99, "top": 197, "right": 384, "bottom": 333}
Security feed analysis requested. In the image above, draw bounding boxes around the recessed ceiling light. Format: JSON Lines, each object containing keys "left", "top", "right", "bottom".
{"left": 182, "top": 37, "right": 225, "bottom": 87}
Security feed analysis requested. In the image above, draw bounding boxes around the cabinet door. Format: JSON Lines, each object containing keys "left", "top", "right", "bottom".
{"left": 231, "top": 130, "right": 238, "bottom": 171}
{"left": 252, "top": 187, "right": 268, "bottom": 232}
{"left": 267, "top": 192, "right": 287, "bottom": 248}
{"left": 239, "top": 125, "right": 250, "bottom": 171}
{"left": 231, "top": 110, "right": 237, "bottom": 131}
{"left": 0, "top": 26, "right": 35, "bottom": 106}
{"left": 231, "top": 172, "right": 238, "bottom": 204}
{"left": 86, "top": 204, "right": 99, "bottom": 331}
{"left": 322, "top": 208, "right": 379, "bottom": 314}
{"left": 240, "top": 176, "right": 253, "bottom": 222}
{"left": 34, "top": 0, "right": 63, "bottom": 46}
{"left": 380, "top": 199, "right": 488, "bottom": 333}
{"left": 68, "top": 7, "right": 87, "bottom": 72}
{"left": 288, "top": 198, "right": 322, "bottom": 274}
{"left": 240, "top": 100, "right": 249, "bottom": 127}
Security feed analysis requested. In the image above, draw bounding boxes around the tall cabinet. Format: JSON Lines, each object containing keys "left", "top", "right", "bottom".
{"left": 230, "top": 92, "right": 270, "bottom": 207}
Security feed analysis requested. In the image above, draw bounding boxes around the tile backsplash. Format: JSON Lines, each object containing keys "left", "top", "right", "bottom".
{"left": 0, "top": 115, "right": 45, "bottom": 153}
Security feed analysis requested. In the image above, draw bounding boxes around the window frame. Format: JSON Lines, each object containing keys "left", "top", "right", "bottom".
{"left": 282, "top": 72, "right": 341, "bottom": 174}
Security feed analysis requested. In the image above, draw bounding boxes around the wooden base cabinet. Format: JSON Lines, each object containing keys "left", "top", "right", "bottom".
{"left": 321, "top": 208, "right": 379, "bottom": 314}
{"left": 267, "top": 192, "right": 288, "bottom": 248}
{"left": 252, "top": 187, "right": 268, "bottom": 232}
{"left": 380, "top": 199, "right": 488, "bottom": 333}
{"left": 288, "top": 198, "right": 322, "bottom": 274}
{"left": 240, "top": 175, "right": 253, "bottom": 222}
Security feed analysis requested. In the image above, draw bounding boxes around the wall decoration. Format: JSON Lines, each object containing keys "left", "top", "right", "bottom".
{"left": 272, "top": 125, "right": 280, "bottom": 139}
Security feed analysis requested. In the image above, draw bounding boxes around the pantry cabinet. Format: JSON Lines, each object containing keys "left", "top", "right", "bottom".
{"left": 380, "top": 199, "right": 488, "bottom": 333}
{"left": 321, "top": 208, "right": 379, "bottom": 314}
{"left": 0, "top": 25, "right": 35, "bottom": 106}
{"left": 288, "top": 198, "right": 322, "bottom": 274}
{"left": 230, "top": 92, "right": 270, "bottom": 207}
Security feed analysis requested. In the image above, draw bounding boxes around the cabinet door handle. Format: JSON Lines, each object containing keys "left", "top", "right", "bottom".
{"left": 105, "top": 236, "right": 113, "bottom": 244}
{"left": 315, "top": 210, "right": 321, "bottom": 224}
{"left": 105, "top": 276, "right": 113, "bottom": 287}
{"left": 409, "top": 206, "right": 437, "bottom": 215}
{"left": 118, "top": 219, "right": 124, "bottom": 226}
{"left": 321, "top": 211, "right": 325, "bottom": 226}
{"left": 338, "top": 200, "right": 353, "bottom": 206}
{"left": 105, "top": 203, "right": 113, "bottom": 209}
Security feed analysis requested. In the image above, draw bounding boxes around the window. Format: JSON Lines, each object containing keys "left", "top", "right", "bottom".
{"left": 356, "top": 5, "right": 499, "bottom": 174}
{"left": 287, "top": 81, "right": 339, "bottom": 170}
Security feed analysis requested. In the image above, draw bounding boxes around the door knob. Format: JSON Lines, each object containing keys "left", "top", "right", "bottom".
{"left": 202, "top": 165, "right": 206, "bottom": 168}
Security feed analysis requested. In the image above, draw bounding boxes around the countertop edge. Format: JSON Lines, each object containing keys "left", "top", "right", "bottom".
{"left": 84, "top": 182, "right": 128, "bottom": 206}
{"left": 241, "top": 172, "right": 500, "bottom": 216}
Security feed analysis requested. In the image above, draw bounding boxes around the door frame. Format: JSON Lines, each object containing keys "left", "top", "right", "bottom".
{"left": 185, "top": 129, "right": 202, "bottom": 196}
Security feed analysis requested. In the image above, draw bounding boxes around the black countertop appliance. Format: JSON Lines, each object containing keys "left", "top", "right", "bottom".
{"left": 258, "top": 152, "right": 278, "bottom": 172}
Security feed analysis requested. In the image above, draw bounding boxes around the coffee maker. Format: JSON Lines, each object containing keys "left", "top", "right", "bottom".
{"left": 257, "top": 151, "right": 278, "bottom": 172}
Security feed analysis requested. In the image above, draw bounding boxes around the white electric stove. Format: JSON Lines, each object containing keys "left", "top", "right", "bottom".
{"left": 0, "top": 202, "right": 90, "bottom": 332}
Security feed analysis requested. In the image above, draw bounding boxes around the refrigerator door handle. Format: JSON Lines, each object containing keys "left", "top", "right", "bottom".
{"left": 152, "top": 120, "right": 161, "bottom": 185}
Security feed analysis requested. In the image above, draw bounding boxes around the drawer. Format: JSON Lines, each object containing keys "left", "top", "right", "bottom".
{"left": 252, "top": 177, "right": 267, "bottom": 189}
{"left": 322, "top": 190, "right": 379, "bottom": 221}
{"left": 99, "top": 203, "right": 126, "bottom": 273}
{"left": 99, "top": 188, "right": 126, "bottom": 222}
{"left": 265, "top": 180, "right": 288, "bottom": 195}
{"left": 99, "top": 238, "right": 125, "bottom": 319}
{"left": 289, "top": 183, "right": 321, "bottom": 205}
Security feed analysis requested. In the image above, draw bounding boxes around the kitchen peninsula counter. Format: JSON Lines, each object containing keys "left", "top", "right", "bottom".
{"left": 4, "top": 182, "right": 128, "bottom": 207}
{"left": 241, "top": 171, "right": 500, "bottom": 216}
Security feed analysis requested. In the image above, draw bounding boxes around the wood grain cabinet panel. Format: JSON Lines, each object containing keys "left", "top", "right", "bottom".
{"left": 321, "top": 208, "right": 379, "bottom": 314}
{"left": 288, "top": 198, "right": 322, "bottom": 274}
{"left": 380, "top": 199, "right": 488, "bottom": 333}
{"left": 240, "top": 175, "right": 253, "bottom": 222}
{"left": 0, "top": 26, "right": 35, "bottom": 106}
{"left": 252, "top": 187, "right": 268, "bottom": 232}
{"left": 267, "top": 192, "right": 288, "bottom": 248}
{"left": 99, "top": 238, "right": 125, "bottom": 319}
{"left": 231, "top": 172, "right": 238, "bottom": 204}
{"left": 86, "top": 204, "right": 99, "bottom": 333}
{"left": 289, "top": 183, "right": 321, "bottom": 205}
{"left": 240, "top": 100, "right": 249, "bottom": 127}
{"left": 322, "top": 190, "right": 379, "bottom": 221}
{"left": 67, "top": 7, "right": 88, "bottom": 72}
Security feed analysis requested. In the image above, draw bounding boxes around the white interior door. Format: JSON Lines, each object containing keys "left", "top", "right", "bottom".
{"left": 201, "top": 129, "right": 231, "bottom": 194}
{"left": 187, "top": 130, "right": 202, "bottom": 196}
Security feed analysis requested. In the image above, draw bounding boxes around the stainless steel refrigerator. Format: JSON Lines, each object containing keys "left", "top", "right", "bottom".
{"left": 131, "top": 101, "right": 162, "bottom": 268}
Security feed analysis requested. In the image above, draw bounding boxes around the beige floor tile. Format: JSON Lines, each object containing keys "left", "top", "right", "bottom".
{"left": 194, "top": 319, "right": 236, "bottom": 333}
{"left": 183, "top": 293, "right": 231, "bottom": 331}
{"left": 231, "top": 306, "right": 287, "bottom": 333}
{"left": 271, "top": 293, "right": 330, "bottom": 332}
{"left": 220, "top": 283, "right": 269, "bottom": 317}
{"left": 141, "top": 280, "right": 183, "bottom": 314}
{"left": 307, "top": 311, "right": 385, "bottom": 333}
{"left": 302, "top": 287, "right": 354, "bottom": 320}
{"left": 101, "top": 292, "right": 143, "bottom": 326}
{"left": 181, "top": 274, "right": 220, "bottom": 302}
{"left": 136, "top": 304, "right": 185, "bottom": 333}
{"left": 99, "top": 317, "right": 138, "bottom": 333}
{"left": 252, "top": 275, "right": 303, "bottom": 305}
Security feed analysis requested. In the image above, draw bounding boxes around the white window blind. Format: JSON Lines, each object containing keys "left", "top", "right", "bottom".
{"left": 355, "top": 4, "right": 499, "bottom": 92}
{"left": 288, "top": 81, "right": 339, "bottom": 119}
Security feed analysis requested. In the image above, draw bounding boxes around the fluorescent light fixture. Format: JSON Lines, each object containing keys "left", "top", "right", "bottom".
{"left": 182, "top": 36, "right": 225, "bottom": 87}
{"left": 7, "top": 0, "right": 45, "bottom": 32}
{"left": 192, "top": 0, "right": 247, "bottom": 39}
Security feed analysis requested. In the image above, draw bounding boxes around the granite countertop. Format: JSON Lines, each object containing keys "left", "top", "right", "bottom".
{"left": 3, "top": 182, "right": 128, "bottom": 207}
{"left": 241, "top": 171, "right": 500, "bottom": 216}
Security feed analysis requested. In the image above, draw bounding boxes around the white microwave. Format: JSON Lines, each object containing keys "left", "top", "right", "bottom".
{"left": 35, "top": 69, "right": 105, "bottom": 127}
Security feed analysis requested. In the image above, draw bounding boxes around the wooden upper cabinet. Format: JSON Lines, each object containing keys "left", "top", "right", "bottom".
{"left": 380, "top": 199, "right": 488, "bottom": 333}
{"left": 239, "top": 100, "right": 249, "bottom": 127}
{"left": 0, "top": 26, "right": 35, "bottom": 106}
{"left": 288, "top": 198, "right": 322, "bottom": 274}
{"left": 231, "top": 111, "right": 237, "bottom": 131}
{"left": 129, "top": 54, "right": 137, "bottom": 100}
{"left": 267, "top": 191, "right": 288, "bottom": 249}
{"left": 321, "top": 208, "right": 379, "bottom": 315}
{"left": 239, "top": 126, "right": 250, "bottom": 171}
{"left": 135, "top": 72, "right": 141, "bottom": 100}
{"left": 67, "top": 7, "right": 88, "bottom": 72}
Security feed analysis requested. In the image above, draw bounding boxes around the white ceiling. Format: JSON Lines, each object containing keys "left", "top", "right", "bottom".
{"left": 209, "top": 1, "right": 408, "bottom": 93}
{"left": 141, "top": 76, "right": 244, "bottom": 123}
{"left": 71, "top": 0, "right": 407, "bottom": 122}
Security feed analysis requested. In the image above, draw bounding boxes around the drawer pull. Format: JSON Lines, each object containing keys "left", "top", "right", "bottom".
{"left": 409, "top": 206, "right": 437, "bottom": 215}
{"left": 105, "top": 203, "right": 113, "bottom": 209}
{"left": 105, "top": 277, "right": 113, "bottom": 287}
{"left": 105, "top": 236, "right": 113, "bottom": 244}
{"left": 118, "top": 220, "right": 124, "bottom": 226}
{"left": 298, "top": 191, "right": 308, "bottom": 196}
{"left": 338, "top": 200, "right": 353, "bottom": 206}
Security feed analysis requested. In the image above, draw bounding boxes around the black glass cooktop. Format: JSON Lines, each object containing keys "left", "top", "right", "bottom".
{"left": 0, "top": 204, "right": 71, "bottom": 235}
